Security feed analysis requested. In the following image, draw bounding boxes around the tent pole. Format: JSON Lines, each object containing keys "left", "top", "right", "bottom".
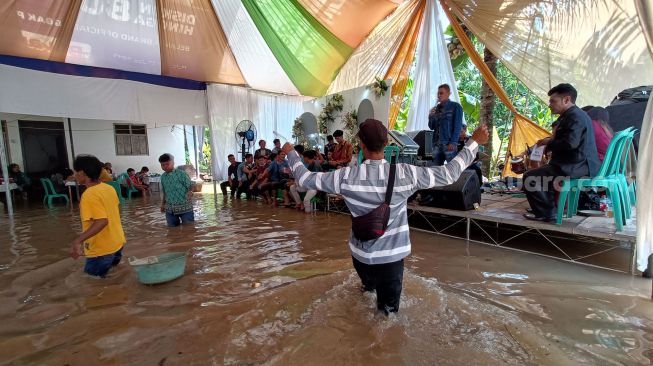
{"left": 192, "top": 126, "right": 199, "bottom": 178}
{"left": 204, "top": 88, "right": 218, "bottom": 204}
{"left": 0, "top": 122, "right": 13, "bottom": 217}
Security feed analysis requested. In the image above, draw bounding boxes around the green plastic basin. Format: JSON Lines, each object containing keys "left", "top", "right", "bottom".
{"left": 130, "top": 252, "right": 187, "bottom": 285}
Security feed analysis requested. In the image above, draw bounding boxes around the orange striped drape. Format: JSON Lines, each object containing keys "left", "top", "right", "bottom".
{"left": 0, "top": 0, "right": 82, "bottom": 62}
{"left": 156, "top": 0, "right": 245, "bottom": 84}
{"left": 440, "top": 0, "right": 550, "bottom": 177}
{"left": 385, "top": 0, "right": 425, "bottom": 130}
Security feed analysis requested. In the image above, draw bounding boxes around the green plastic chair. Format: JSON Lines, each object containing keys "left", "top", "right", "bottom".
{"left": 117, "top": 173, "right": 139, "bottom": 199}
{"left": 556, "top": 128, "right": 634, "bottom": 230}
{"left": 105, "top": 181, "right": 125, "bottom": 205}
{"left": 40, "top": 178, "right": 69, "bottom": 207}
{"left": 357, "top": 145, "right": 401, "bottom": 164}
{"left": 578, "top": 128, "right": 636, "bottom": 219}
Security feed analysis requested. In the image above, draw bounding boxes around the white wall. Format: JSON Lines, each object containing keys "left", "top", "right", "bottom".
{"left": 1, "top": 113, "right": 187, "bottom": 175}
{"left": 70, "top": 119, "right": 186, "bottom": 175}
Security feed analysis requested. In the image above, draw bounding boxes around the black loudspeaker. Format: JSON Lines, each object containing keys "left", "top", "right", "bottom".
{"left": 606, "top": 102, "right": 646, "bottom": 150}
{"left": 418, "top": 170, "right": 481, "bottom": 211}
{"left": 407, "top": 130, "right": 433, "bottom": 159}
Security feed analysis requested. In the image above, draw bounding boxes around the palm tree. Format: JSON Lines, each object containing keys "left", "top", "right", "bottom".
{"left": 479, "top": 47, "right": 497, "bottom": 178}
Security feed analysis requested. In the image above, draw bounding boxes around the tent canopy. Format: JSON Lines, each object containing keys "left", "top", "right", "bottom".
{"left": 1, "top": 0, "right": 650, "bottom": 105}
{"left": 0, "top": 0, "right": 399, "bottom": 96}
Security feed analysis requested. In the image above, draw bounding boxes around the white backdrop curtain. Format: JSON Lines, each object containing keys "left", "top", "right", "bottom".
{"left": 207, "top": 84, "right": 303, "bottom": 180}
{"left": 635, "top": 0, "right": 653, "bottom": 272}
{"left": 405, "top": 0, "right": 459, "bottom": 132}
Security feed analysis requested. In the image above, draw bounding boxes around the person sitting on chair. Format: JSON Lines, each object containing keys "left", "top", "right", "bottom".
{"left": 127, "top": 168, "right": 149, "bottom": 194}
{"left": 289, "top": 150, "right": 322, "bottom": 212}
{"left": 272, "top": 139, "right": 282, "bottom": 154}
{"left": 329, "top": 130, "right": 353, "bottom": 169}
{"left": 236, "top": 153, "right": 255, "bottom": 199}
{"left": 136, "top": 166, "right": 150, "bottom": 186}
{"left": 324, "top": 135, "right": 336, "bottom": 156}
{"left": 9, "top": 163, "right": 31, "bottom": 198}
{"left": 260, "top": 151, "right": 292, "bottom": 207}
{"left": 254, "top": 140, "right": 272, "bottom": 160}
{"left": 523, "top": 83, "right": 599, "bottom": 222}
{"left": 586, "top": 107, "right": 613, "bottom": 162}
{"left": 220, "top": 154, "right": 240, "bottom": 198}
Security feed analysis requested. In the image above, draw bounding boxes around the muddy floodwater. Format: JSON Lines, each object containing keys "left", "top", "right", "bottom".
{"left": 1, "top": 193, "right": 652, "bottom": 365}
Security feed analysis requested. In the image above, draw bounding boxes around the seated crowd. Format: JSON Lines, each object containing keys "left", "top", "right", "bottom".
{"left": 0, "top": 160, "right": 153, "bottom": 202}
{"left": 220, "top": 132, "right": 353, "bottom": 213}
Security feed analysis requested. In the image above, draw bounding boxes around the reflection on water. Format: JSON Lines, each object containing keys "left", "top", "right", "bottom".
{"left": 0, "top": 194, "right": 652, "bottom": 365}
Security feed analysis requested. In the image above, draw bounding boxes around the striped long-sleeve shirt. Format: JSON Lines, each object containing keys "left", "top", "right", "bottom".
{"left": 287, "top": 139, "right": 479, "bottom": 265}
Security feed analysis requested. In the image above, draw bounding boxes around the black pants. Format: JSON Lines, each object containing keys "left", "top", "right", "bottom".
{"left": 220, "top": 180, "right": 238, "bottom": 196}
{"left": 523, "top": 164, "right": 560, "bottom": 218}
{"left": 237, "top": 180, "right": 251, "bottom": 199}
{"left": 352, "top": 256, "right": 404, "bottom": 314}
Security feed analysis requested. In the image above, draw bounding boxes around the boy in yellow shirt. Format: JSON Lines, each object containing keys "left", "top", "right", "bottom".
{"left": 70, "top": 155, "right": 126, "bottom": 277}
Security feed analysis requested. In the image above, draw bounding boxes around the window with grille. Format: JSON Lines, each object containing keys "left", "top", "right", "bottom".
{"left": 114, "top": 124, "right": 149, "bottom": 155}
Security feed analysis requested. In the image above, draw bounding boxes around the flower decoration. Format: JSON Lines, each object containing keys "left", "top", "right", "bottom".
{"left": 371, "top": 76, "right": 388, "bottom": 97}
{"left": 292, "top": 116, "right": 308, "bottom": 147}
{"left": 317, "top": 93, "right": 344, "bottom": 134}
{"left": 342, "top": 109, "right": 360, "bottom": 152}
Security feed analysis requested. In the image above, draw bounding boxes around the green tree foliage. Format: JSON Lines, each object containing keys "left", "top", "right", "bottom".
{"left": 199, "top": 128, "right": 212, "bottom": 173}
{"left": 395, "top": 78, "right": 413, "bottom": 131}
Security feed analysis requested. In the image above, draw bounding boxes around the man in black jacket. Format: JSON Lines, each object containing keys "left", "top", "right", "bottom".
{"left": 523, "top": 83, "right": 600, "bottom": 222}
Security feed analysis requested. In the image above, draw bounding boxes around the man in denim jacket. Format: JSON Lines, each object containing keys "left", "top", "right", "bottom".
{"left": 428, "top": 84, "right": 464, "bottom": 166}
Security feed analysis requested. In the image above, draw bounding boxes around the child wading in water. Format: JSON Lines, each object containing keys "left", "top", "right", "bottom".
{"left": 70, "top": 155, "right": 126, "bottom": 277}
{"left": 159, "top": 153, "right": 194, "bottom": 227}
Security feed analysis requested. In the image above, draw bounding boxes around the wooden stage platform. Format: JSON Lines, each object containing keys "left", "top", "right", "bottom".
{"left": 327, "top": 193, "right": 638, "bottom": 273}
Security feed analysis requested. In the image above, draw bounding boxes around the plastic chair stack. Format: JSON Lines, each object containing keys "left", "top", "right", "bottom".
{"left": 556, "top": 127, "right": 636, "bottom": 231}
{"left": 40, "top": 178, "right": 69, "bottom": 207}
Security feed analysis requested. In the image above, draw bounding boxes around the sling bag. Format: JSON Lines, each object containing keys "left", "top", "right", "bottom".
{"left": 351, "top": 155, "right": 397, "bottom": 242}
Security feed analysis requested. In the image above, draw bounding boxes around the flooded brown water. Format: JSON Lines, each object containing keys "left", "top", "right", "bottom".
{"left": 1, "top": 192, "right": 652, "bottom": 365}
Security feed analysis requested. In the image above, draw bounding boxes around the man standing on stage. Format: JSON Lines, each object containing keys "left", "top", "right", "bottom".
{"left": 428, "top": 84, "right": 464, "bottom": 166}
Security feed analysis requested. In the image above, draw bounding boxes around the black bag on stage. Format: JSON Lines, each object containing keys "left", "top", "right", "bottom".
{"left": 350, "top": 155, "right": 397, "bottom": 242}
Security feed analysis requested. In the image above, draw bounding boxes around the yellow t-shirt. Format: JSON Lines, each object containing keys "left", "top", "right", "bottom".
{"left": 99, "top": 168, "right": 113, "bottom": 182}
{"left": 79, "top": 183, "right": 125, "bottom": 257}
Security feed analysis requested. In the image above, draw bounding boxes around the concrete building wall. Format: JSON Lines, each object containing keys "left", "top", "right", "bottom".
{"left": 70, "top": 119, "right": 187, "bottom": 175}
{"left": 1, "top": 114, "right": 188, "bottom": 175}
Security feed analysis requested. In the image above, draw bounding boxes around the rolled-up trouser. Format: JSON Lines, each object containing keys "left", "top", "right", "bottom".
{"left": 289, "top": 185, "right": 317, "bottom": 212}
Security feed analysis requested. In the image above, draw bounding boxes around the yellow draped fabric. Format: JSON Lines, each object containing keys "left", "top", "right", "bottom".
{"left": 440, "top": 1, "right": 550, "bottom": 177}
{"left": 385, "top": 0, "right": 425, "bottom": 130}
